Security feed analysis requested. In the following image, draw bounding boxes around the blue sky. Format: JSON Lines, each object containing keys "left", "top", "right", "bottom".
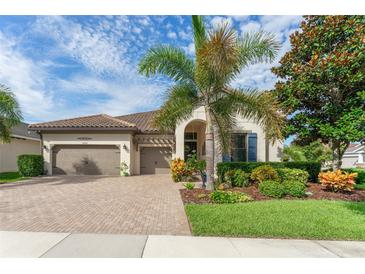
{"left": 0, "top": 15, "right": 302, "bottom": 124}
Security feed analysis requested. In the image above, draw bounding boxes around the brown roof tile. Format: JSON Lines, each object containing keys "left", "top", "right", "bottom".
{"left": 29, "top": 114, "right": 136, "bottom": 130}
{"left": 115, "top": 110, "right": 160, "bottom": 133}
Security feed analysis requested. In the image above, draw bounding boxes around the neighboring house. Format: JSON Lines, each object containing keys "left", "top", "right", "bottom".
{"left": 341, "top": 142, "right": 365, "bottom": 169}
{"left": 28, "top": 107, "right": 283, "bottom": 176}
{"left": 0, "top": 122, "right": 41, "bottom": 173}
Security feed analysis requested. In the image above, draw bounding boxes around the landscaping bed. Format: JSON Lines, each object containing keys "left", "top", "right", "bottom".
{"left": 180, "top": 183, "right": 365, "bottom": 204}
{"left": 0, "top": 172, "right": 29, "bottom": 184}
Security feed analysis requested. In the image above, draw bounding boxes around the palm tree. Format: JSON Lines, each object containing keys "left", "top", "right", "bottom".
{"left": 139, "top": 16, "right": 284, "bottom": 190}
{"left": 0, "top": 84, "right": 22, "bottom": 142}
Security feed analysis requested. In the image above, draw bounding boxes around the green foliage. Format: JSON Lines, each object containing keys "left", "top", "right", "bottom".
{"left": 0, "top": 84, "right": 22, "bottom": 142}
{"left": 283, "top": 141, "right": 332, "bottom": 166}
{"left": 277, "top": 168, "right": 309, "bottom": 185}
{"left": 282, "top": 180, "right": 306, "bottom": 197}
{"left": 223, "top": 170, "right": 236, "bottom": 187}
{"left": 210, "top": 191, "right": 253, "bottom": 204}
{"left": 186, "top": 154, "right": 206, "bottom": 175}
{"left": 17, "top": 154, "right": 43, "bottom": 177}
{"left": 233, "top": 169, "right": 250, "bottom": 187}
{"left": 342, "top": 168, "right": 365, "bottom": 185}
{"left": 250, "top": 165, "right": 279, "bottom": 183}
{"left": 217, "top": 161, "right": 321, "bottom": 183}
{"left": 272, "top": 16, "right": 365, "bottom": 169}
{"left": 139, "top": 15, "right": 283, "bottom": 189}
{"left": 183, "top": 182, "right": 195, "bottom": 190}
{"left": 259, "top": 180, "right": 285, "bottom": 198}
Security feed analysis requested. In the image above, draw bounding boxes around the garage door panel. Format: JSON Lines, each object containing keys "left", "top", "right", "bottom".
{"left": 52, "top": 145, "right": 120, "bottom": 175}
{"left": 140, "top": 147, "right": 172, "bottom": 175}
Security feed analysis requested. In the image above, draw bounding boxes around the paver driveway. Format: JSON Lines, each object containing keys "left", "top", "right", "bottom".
{"left": 0, "top": 175, "right": 191, "bottom": 235}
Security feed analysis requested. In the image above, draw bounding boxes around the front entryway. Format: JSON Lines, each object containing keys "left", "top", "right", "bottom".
{"left": 52, "top": 145, "right": 120, "bottom": 175}
{"left": 140, "top": 147, "right": 172, "bottom": 174}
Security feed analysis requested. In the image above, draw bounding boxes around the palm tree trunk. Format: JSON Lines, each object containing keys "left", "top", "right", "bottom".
{"left": 205, "top": 106, "right": 215, "bottom": 190}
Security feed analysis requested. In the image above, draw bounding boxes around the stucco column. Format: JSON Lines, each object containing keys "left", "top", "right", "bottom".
{"left": 45, "top": 144, "right": 53, "bottom": 176}
{"left": 119, "top": 141, "right": 131, "bottom": 175}
{"left": 175, "top": 124, "right": 185, "bottom": 160}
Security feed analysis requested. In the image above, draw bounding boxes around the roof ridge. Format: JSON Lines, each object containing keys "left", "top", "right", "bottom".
{"left": 30, "top": 114, "right": 106, "bottom": 126}
{"left": 101, "top": 114, "right": 136, "bottom": 127}
{"left": 116, "top": 109, "right": 159, "bottom": 118}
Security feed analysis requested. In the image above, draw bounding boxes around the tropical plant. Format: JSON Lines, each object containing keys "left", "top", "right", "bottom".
{"left": 250, "top": 165, "right": 279, "bottom": 183}
{"left": 319, "top": 170, "right": 357, "bottom": 192}
{"left": 272, "top": 16, "right": 365, "bottom": 170}
{"left": 258, "top": 180, "right": 285, "bottom": 198}
{"left": 171, "top": 158, "right": 193, "bottom": 182}
{"left": 0, "top": 84, "right": 22, "bottom": 142}
{"left": 120, "top": 161, "right": 129, "bottom": 176}
{"left": 183, "top": 182, "right": 195, "bottom": 190}
{"left": 276, "top": 168, "right": 309, "bottom": 185}
{"left": 139, "top": 16, "right": 283, "bottom": 189}
{"left": 210, "top": 190, "right": 253, "bottom": 204}
{"left": 282, "top": 180, "right": 306, "bottom": 197}
{"left": 233, "top": 169, "right": 250, "bottom": 187}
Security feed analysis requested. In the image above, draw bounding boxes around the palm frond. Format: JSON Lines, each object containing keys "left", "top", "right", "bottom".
{"left": 0, "top": 84, "right": 22, "bottom": 143}
{"left": 138, "top": 45, "right": 195, "bottom": 84}
{"left": 238, "top": 31, "right": 280, "bottom": 67}
{"left": 192, "top": 15, "right": 207, "bottom": 51}
{"left": 153, "top": 83, "right": 200, "bottom": 132}
{"left": 222, "top": 87, "right": 284, "bottom": 142}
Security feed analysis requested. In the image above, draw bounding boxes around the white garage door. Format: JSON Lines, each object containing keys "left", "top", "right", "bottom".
{"left": 140, "top": 147, "right": 172, "bottom": 174}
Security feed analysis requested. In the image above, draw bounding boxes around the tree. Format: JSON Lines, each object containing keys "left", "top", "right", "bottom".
{"left": 139, "top": 16, "right": 283, "bottom": 189}
{"left": 283, "top": 140, "right": 332, "bottom": 166}
{"left": 0, "top": 84, "right": 22, "bottom": 142}
{"left": 272, "top": 16, "right": 365, "bottom": 170}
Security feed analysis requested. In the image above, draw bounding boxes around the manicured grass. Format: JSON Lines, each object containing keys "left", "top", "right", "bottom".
{"left": 0, "top": 172, "right": 29, "bottom": 183}
{"left": 185, "top": 200, "right": 365, "bottom": 240}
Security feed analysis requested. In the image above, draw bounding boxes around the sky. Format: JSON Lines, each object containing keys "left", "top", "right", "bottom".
{"left": 0, "top": 15, "right": 303, "bottom": 124}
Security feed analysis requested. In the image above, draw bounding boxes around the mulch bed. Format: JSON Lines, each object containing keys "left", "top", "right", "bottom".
{"left": 180, "top": 183, "right": 365, "bottom": 204}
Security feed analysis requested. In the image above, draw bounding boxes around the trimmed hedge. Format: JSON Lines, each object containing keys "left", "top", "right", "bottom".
{"left": 17, "top": 154, "right": 44, "bottom": 177}
{"left": 217, "top": 161, "right": 321, "bottom": 183}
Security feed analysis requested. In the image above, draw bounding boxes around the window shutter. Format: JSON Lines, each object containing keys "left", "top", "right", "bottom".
{"left": 248, "top": 133, "right": 257, "bottom": 162}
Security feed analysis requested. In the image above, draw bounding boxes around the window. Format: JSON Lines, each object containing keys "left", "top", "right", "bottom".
{"left": 184, "top": 132, "right": 198, "bottom": 159}
{"left": 247, "top": 133, "right": 257, "bottom": 162}
{"left": 230, "top": 133, "right": 247, "bottom": 162}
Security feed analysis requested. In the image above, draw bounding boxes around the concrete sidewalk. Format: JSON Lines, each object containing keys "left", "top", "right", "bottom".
{"left": 1, "top": 231, "right": 365, "bottom": 258}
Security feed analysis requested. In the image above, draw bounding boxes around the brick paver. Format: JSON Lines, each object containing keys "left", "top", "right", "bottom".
{"left": 0, "top": 175, "right": 191, "bottom": 235}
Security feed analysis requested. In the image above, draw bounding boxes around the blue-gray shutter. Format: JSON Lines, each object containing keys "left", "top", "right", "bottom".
{"left": 247, "top": 133, "right": 257, "bottom": 162}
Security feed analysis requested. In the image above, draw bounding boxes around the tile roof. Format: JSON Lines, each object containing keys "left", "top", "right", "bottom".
{"left": 115, "top": 110, "right": 161, "bottom": 133}
{"left": 29, "top": 114, "right": 137, "bottom": 130}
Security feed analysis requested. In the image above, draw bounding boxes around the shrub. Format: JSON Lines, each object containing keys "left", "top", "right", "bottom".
{"left": 17, "top": 154, "right": 44, "bottom": 177}
{"left": 223, "top": 170, "right": 236, "bottom": 186}
{"left": 183, "top": 182, "right": 195, "bottom": 190}
{"left": 251, "top": 165, "right": 278, "bottom": 183}
{"left": 277, "top": 168, "right": 309, "bottom": 185}
{"left": 282, "top": 180, "right": 306, "bottom": 197}
{"left": 171, "top": 158, "right": 192, "bottom": 182}
{"left": 233, "top": 169, "right": 250, "bottom": 187}
{"left": 210, "top": 191, "right": 253, "bottom": 204}
{"left": 342, "top": 168, "right": 365, "bottom": 185}
{"left": 217, "top": 161, "right": 321, "bottom": 183}
{"left": 259, "top": 180, "right": 285, "bottom": 198}
{"left": 319, "top": 170, "right": 357, "bottom": 192}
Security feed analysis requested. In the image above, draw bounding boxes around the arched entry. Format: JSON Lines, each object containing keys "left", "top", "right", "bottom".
{"left": 184, "top": 120, "right": 206, "bottom": 160}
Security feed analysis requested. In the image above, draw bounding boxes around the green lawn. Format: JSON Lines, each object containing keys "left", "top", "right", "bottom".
{"left": 185, "top": 200, "right": 365, "bottom": 240}
{"left": 0, "top": 172, "right": 29, "bottom": 183}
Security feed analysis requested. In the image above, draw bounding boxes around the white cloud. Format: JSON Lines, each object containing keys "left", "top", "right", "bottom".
{"left": 240, "top": 21, "right": 261, "bottom": 34}
{"left": 210, "top": 16, "right": 233, "bottom": 29}
{"left": 138, "top": 16, "right": 150, "bottom": 26}
{"left": 167, "top": 31, "right": 177, "bottom": 39}
{"left": 34, "top": 16, "right": 132, "bottom": 77}
{"left": 132, "top": 27, "right": 142, "bottom": 34}
{"left": 0, "top": 32, "right": 54, "bottom": 120}
{"left": 178, "top": 30, "right": 191, "bottom": 40}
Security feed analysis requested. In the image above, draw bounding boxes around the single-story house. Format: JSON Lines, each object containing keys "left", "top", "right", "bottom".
{"left": 341, "top": 142, "right": 365, "bottom": 169}
{"left": 0, "top": 122, "right": 41, "bottom": 172}
{"left": 28, "top": 107, "right": 283, "bottom": 176}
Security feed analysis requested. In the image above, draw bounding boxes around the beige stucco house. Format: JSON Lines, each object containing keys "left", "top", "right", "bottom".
{"left": 0, "top": 123, "right": 41, "bottom": 172}
{"left": 29, "top": 107, "right": 283, "bottom": 176}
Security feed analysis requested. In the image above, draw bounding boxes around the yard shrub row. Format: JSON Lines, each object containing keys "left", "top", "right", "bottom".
{"left": 342, "top": 168, "right": 365, "bottom": 185}
{"left": 217, "top": 161, "right": 321, "bottom": 183}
